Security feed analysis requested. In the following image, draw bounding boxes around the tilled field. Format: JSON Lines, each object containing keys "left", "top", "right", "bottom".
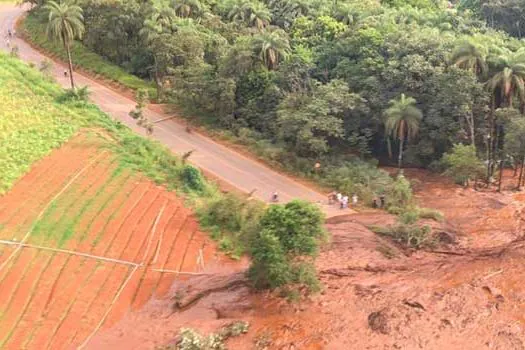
{"left": 0, "top": 133, "right": 216, "bottom": 349}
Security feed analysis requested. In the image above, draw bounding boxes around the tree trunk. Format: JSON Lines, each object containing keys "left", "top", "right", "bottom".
{"left": 64, "top": 40, "right": 75, "bottom": 90}
{"left": 466, "top": 110, "right": 476, "bottom": 148}
{"left": 153, "top": 55, "right": 162, "bottom": 102}
{"left": 518, "top": 155, "right": 525, "bottom": 190}
{"left": 398, "top": 136, "right": 404, "bottom": 169}
{"left": 498, "top": 159, "right": 504, "bottom": 192}
{"left": 387, "top": 138, "right": 393, "bottom": 160}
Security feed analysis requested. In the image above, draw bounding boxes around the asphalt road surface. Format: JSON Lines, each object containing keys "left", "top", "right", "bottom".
{"left": 0, "top": 4, "right": 347, "bottom": 217}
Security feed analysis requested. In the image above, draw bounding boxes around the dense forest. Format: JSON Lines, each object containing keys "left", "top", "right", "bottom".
{"left": 22, "top": 0, "right": 525, "bottom": 198}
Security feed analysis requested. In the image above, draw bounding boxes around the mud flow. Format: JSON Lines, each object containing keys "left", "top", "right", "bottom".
{"left": 91, "top": 169, "right": 525, "bottom": 350}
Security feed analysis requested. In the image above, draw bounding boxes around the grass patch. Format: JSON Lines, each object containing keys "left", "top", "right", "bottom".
{"left": 19, "top": 11, "right": 156, "bottom": 99}
{"left": 418, "top": 207, "right": 444, "bottom": 222}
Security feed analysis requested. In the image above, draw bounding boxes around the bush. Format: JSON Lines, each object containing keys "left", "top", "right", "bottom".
{"left": 322, "top": 159, "right": 393, "bottom": 206}
{"left": 249, "top": 229, "right": 293, "bottom": 289}
{"left": 198, "top": 193, "right": 265, "bottom": 256}
{"left": 398, "top": 210, "right": 419, "bottom": 225}
{"left": 181, "top": 165, "right": 205, "bottom": 192}
{"left": 248, "top": 200, "right": 326, "bottom": 291}
{"left": 56, "top": 86, "right": 91, "bottom": 103}
{"left": 387, "top": 174, "right": 413, "bottom": 208}
{"left": 441, "top": 144, "right": 484, "bottom": 187}
{"left": 168, "top": 322, "right": 250, "bottom": 350}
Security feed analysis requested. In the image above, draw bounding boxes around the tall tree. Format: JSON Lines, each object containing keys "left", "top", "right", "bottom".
{"left": 450, "top": 41, "right": 488, "bottom": 79}
{"left": 252, "top": 28, "right": 291, "bottom": 69}
{"left": 487, "top": 48, "right": 525, "bottom": 109}
{"left": 44, "top": 0, "right": 85, "bottom": 90}
{"left": 505, "top": 114, "right": 525, "bottom": 189}
{"left": 384, "top": 94, "right": 423, "bottom": 169}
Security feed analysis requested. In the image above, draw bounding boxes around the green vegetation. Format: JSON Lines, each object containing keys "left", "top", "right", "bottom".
{"left": 158, "top": 321, "right": 249, "bottom": 350}
{"left": 20, "top": 11, "right": 156, "bottom": 96}
{"left": 43, "top": 0, "right": 85, "bottom": 89}
{"left": 248, "top": 200, "right": 326, "bottom": 292}
{"left": 0, "top": 51, "right": 327, "bottom": 292}
{"left": 0, "top": 55, "right": 77, "bottom": 194}
{"left": 20, "top": 0, "right": 525, "bottom": 206}
{"left": 441, "top": 144, "right": 485, "bottom": 187}
{"left": 371, "top": 223, "right": 433, "bottom": 249}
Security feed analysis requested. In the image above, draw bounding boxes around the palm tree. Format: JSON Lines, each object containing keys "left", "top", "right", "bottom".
{"left": 247, "top": 2, "right": 271, "bottom": 30}
{"left": 450, "top": 41, "right": 488, "bottom": 79}
{"left": 252, "top": 28, "right": 291, "bottom": 70}
{"left": 487, "top": 48, "right": 525, "bottom": 108}
{"left": 384, "top": 94, "right": 423, "bottom": 169}
{"left": 227, "top": 0, "right": 248, "bottom": 22}
{"left": 43, "top": 0, "right": 84, "bottom": 90}
{"left": 173, "top": 0, "right": 204, "bottom": 18}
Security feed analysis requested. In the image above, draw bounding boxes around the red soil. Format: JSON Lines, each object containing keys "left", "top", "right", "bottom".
{"left": 0, "top": 132, "right": 221, "bottom": 349}
{"left": 0, "top": 140, "right": 97, "bottom": 240}
{"left": 88, "top": 169, "right": 525, "bottom": 350}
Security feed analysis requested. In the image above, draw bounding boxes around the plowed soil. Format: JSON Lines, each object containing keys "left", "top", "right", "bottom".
{"left": 0, "top": 132, "right": 217, "bottom": 349}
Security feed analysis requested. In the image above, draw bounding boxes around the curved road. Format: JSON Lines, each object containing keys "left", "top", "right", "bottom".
{"left": 0, "top": 4, "right": 346, "bottom": 216}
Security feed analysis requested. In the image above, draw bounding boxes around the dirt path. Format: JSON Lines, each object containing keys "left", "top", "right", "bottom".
{"left": 0, "top": 3, "right": 347, "bottom": 217}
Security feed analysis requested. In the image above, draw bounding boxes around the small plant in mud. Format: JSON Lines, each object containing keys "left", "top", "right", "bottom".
{"left": 161, "top": 321, "right": 250, "bottom": 350}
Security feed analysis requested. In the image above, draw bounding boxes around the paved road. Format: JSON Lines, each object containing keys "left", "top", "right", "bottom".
{"left": 0, "top": 4, "right": 348, "bottom": 216}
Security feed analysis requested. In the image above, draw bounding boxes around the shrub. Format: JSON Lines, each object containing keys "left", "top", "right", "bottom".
{"left": 441, "top": 144, "right": 484, "bottom": 186}
{"left": 249, "top": 229, "right": 293, "bottom": 289}
{"left": 169, "top": 322, "right": 250, "bottom": 350}
{"left": 387, "top": 174, "right": 413, "bottom": 208}
{"left": 398, "top": 210, "right": 419, "bottom": 225}
{"left": 248, "top": 200, "right": 326, "bottom": 291}
{"left": 181, "top": 165, "right": 205, "bottom": 192}
{"left": 198, "top": 193, "right": 265, "bottom": 256}
{"left": 322, "top": 160, "right": 393, "bottom": 205}
{"left": 56, "top": 86, "right": 90, "bottom": 103}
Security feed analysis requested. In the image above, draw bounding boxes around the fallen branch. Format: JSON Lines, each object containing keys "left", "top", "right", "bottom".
{"left": 152, "top": 115, "right": 177, "bottom": 124}
{"left": 173, "top": 272, "right": 248, "bottom": 311}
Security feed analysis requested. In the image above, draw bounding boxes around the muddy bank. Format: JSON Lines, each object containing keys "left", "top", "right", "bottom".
{"left": 91, "top": 169, "right": 525, "bottom": 349}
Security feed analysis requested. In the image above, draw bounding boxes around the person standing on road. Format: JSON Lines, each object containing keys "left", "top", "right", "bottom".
{"left": 342, "top": 195, "right": 349, "bottom": 209}
{"left": 352, "top": 193, "right": 358, "bottom": 207}
{"left": 271, "top": 191, "right": 279, "bottom": 203}
{"left": 379, "top": 194, "right": 386, "bottom": 208}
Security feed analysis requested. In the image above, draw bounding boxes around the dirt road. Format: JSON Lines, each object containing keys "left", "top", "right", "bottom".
{"left": 0, "top": 4, "right": 344, "bottom": 216}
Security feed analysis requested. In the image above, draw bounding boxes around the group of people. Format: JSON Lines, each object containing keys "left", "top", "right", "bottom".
{"left": 328, "top": 192, "right": 387, "bottom": 210}
{"left": 329, "top": 192, "right": 358, "bottom": 209}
